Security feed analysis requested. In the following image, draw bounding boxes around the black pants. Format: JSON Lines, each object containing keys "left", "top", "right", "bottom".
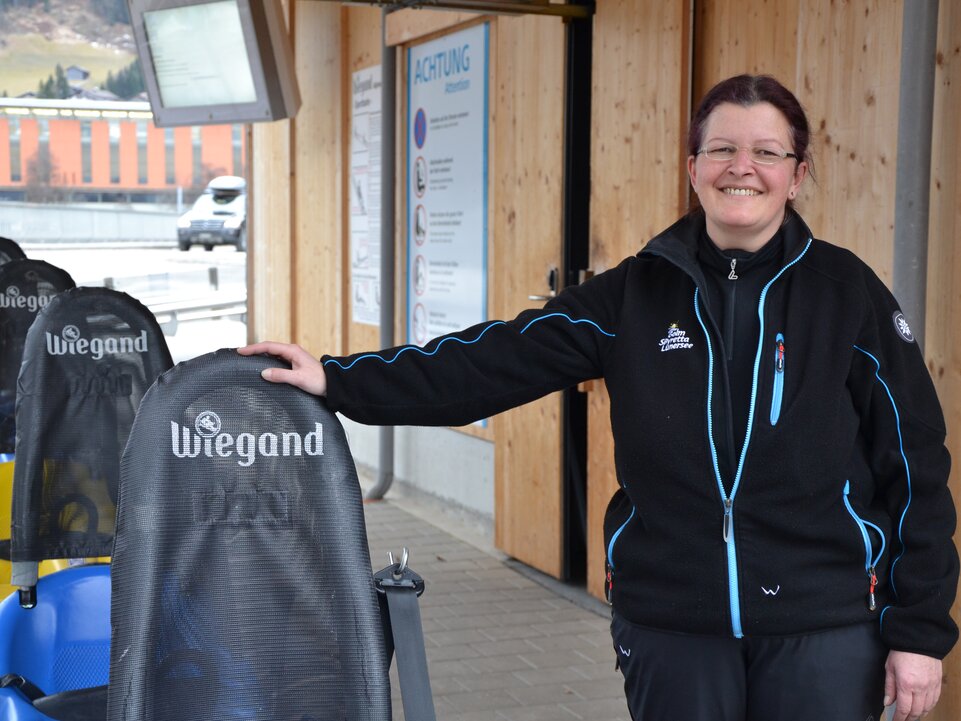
{"left": 611, "top": 614, "right": 887, "bottom": 721}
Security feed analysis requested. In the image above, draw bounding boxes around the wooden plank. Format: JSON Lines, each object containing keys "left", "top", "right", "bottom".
{"left": 386, "top": 8, "right": 480, "bottom": 46}
{"left": 794, "top": 0, "right": 900, "bottom": 279}
{"left": 249, "top": 0, "right": 294, "bottom": 343}
{"left": 693, "top": 0, "right": 799, "bottom": 102}
{"left": 585, "top": 0, "right": 692, "bottom": 600}
{"left": 250, "top": 118, "right": 292, "bottom": 341}
{"left": 924, "top": 4, "right": 961, "bottom": 718}
{"left": 293, "top": 1, "right": 343, "bottom": 356}
{"left": 492, "top": 13, "right": 566, "bottom": 578}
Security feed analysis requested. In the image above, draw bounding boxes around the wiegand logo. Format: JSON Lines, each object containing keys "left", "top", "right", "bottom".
{"left": 171, "top": 410, "right": 324, "bottom": 466}
{"left": 0, "top": 285, "right": 52, "bottom": 312}
{"left": 45, "top": 326, "right": 149, "bottom": 359}
{"left": 195, "top": 410, "right": 221, "bottom": 437}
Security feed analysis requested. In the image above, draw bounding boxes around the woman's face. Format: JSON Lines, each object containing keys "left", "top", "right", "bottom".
{"left": 687, "top": 102, "right": 807, "bottom": 251}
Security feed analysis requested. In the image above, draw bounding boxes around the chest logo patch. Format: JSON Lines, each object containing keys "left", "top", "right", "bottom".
{"left": 892, "top": 311, "right": 915, "bottom": 343}
{"left": 659, "top": 323, "right": 694, "bottom": 352}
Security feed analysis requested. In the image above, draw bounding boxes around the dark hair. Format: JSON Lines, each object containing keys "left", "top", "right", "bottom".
{"left": 688, "top": 74, "right": 813, "bottom": 176}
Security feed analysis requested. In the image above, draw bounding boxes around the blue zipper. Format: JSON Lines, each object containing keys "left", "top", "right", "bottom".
{"left": 605, "top": 506, "right": 636, "bottom": 604}
{"left": 693, "top": 239, "right": 813, "bottom": 639}
{"left": 770, "top": 333, "right": 785, "bottom": 425}
{"left": 842, "top": 480, "right": 886, "bottom": 610}
{"left": 606, "top": 506, "right": 636, "bottom": 569}
{"left": 694, "top": 288, "right": 742, "bottom": 636}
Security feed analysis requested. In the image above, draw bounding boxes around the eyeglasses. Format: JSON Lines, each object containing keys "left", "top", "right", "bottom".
{"left": 696, "top": 145, "right": 798, "bottom": 165}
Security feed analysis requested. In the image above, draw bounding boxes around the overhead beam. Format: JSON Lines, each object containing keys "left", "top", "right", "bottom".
{"left": 330, "top": 0, "right": 593, "bottom": 19}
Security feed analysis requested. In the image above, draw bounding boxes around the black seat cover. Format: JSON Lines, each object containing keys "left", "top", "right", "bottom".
{"left": 0, "top": 236, "right": 27, "bottom": 267}
{"left": 0, "top": 259, "right": 75, "bottom": 454}
{"left": 10, "top": 287, "right": 172, "bottom": 586}
{"left": 107, "top": 350, "right": 390, "bottom": 721}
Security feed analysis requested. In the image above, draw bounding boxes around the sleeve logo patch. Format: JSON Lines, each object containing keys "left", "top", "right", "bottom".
{"left": 892, "top": 311, "right": 915, "bottom": 343}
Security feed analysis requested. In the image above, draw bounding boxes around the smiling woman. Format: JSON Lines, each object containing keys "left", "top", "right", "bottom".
{"left": 686, "top": 81, "right": 810, "bottom": 252}
{"left": 240, "top": 74, "right": 957, "bottom": 721}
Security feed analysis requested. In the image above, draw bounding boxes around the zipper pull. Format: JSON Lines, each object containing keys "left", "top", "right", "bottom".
{"left": 867, "top": 566, "right": 877, "bottom": 612}
{"left": 605, "top": 562, "right": 614, "bottom": 605}
{"left": 722, "top": 499, "right": 733, "bottom": 542}
{"left": 775, "top": 337, "right": 785, "bottom": 372}
{"left": 728, "top": 258, "right": 739, "bottom": 280}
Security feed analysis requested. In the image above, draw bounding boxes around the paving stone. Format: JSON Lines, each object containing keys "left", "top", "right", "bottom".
{"left": 363, "top": 499, "right": 631, "bottom": 721}
{"left": 505, "top": 683, "right": 581, "bottom": 706}
{"left": 462, "top": 654, "right": 538, "bottom": 674}
{"left": 561, "top": 696, "right": 633, "bottom": 720}
{"left": 442, "top": 689, "right": 524, "bottom": 713}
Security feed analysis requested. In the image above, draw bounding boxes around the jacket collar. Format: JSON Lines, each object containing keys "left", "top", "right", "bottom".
{"left": 640, "top": 208, "right": 814, "bottom": 284}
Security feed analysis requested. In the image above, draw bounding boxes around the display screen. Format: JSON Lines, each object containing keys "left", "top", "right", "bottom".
{"left": 144, "top": 0, "right": 257, "bottom": 109}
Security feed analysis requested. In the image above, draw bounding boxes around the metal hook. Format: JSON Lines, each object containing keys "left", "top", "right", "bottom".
{"left": 387, "top": 547, "right": 410, "bottom": 577}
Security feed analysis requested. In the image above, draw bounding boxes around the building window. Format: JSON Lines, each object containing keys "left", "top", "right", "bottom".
{"left": 109, "top": 121, "right": 121, "bottom": 184}
{"left": 9, "top": 118, "right": 21, "bottom": 182}
{"left": 165, "top": 128, "right": 175, "bottom": 184}
{"left": 232, "top": 124, "right": 243, "bottom": 177}
{"left": 81, "top": 121, "right": 92, "bottom": 183}
{"left": 34, "top": 118, "right": 51, "bottom": 185}
{"left": 192, "top": 126, "right": 202, "bottom": 186}
{"left": 137, "top": 120, "right": 148, "bottom": 184}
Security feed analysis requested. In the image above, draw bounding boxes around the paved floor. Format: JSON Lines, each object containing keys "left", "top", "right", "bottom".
{"left": 363, "top": 497, "right": 631, "bottom": 721}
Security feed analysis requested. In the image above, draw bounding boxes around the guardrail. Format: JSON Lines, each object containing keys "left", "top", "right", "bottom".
{"left": 147, "top": 294, "right": 247, "bottom": 335}
{"left": 101, "top": 266, "right": 247, "bottom": 336}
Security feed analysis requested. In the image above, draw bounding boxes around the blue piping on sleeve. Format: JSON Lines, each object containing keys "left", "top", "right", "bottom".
{"left": 853, "top": 344, "right": 912, "bottom": 608}
{"left": 324, "top": 313, "right": 615, "bottom": 371}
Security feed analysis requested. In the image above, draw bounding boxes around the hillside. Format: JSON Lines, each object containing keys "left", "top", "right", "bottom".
{"left": 0, "top": 0, "right": 136, "bottom": 97}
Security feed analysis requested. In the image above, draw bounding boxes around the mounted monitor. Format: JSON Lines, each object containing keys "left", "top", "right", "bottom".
{"left": 127, "top": 0, "right": 301, "bottom": 127}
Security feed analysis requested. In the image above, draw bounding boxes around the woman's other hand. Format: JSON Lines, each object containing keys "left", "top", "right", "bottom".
{"left": 237, "top": 342, "right": 328, "bottom": 396}
{"left": 884, "top": 649, "right": 942, "bottom": 721}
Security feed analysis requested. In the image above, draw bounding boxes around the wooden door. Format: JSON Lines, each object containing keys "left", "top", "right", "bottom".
{"left": 492, "top": 14, "right": 568, "bottom": 579}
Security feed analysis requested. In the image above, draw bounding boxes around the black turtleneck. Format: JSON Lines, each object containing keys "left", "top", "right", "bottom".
{"left": 697, "top": 228, "right": 784, "bottom": 477}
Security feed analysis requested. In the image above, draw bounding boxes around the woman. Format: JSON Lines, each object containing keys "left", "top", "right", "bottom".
{"left": 240, "top": 75, "right": 957, "bottom": 721}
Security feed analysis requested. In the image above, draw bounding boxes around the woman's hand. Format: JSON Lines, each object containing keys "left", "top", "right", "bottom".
{"left": 237, "top": 342, "right": 328, "bottom": 396}
{"left": 885, "top": 650, "right": 942, "bottom": 721}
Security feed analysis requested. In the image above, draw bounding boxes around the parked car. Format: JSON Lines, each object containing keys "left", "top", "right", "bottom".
{"left": 177, "top": 176, "right": 247, "bottom": 252}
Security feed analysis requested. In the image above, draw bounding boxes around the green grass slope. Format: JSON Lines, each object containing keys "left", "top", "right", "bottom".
{"left": 0, "top": 33, "right": 135, "bottom": 97}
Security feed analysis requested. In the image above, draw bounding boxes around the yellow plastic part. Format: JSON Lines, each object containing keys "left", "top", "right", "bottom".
{"left": 0, "top": 459, "right": 109, "bottom": 601}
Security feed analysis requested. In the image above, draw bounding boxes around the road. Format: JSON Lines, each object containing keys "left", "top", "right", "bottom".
{"left": 22, "top": 243, "right": 248, "bottom": 363}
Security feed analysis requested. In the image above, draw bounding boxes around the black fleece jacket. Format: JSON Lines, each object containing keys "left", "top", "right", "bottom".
{"left": 323, "top": 210, "right": 959, "bottom": 658}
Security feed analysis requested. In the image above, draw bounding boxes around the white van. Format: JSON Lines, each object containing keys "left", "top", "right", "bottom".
{"left": 176, "top": 176, "right": 247, "bottom": 252}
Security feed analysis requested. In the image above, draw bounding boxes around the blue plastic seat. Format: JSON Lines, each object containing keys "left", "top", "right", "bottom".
{"left": 0, "top": 564, "right": 110, "bottom": 720}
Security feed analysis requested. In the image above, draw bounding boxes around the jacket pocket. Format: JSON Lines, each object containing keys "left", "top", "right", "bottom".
{"left": 603, "top": 488, "right": 636, "bottom": 604}
{"left": 770, "top": 332, "right": 785, "bottom": 425}
{"left": 842, "top": 480, "right": 887, "bottom": 611}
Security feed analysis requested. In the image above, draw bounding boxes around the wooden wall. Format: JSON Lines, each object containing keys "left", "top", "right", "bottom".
{"left": 249, "top": 0, "right": 343, "bottom": 356}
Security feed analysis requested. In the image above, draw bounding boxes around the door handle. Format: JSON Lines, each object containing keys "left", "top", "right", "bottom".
{"left": 528, "top": 267, "right": 558, "bottom": 301}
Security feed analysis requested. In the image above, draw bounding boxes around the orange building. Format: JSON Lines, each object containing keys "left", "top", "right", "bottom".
{"left": 0, "top": 98, "right": 245, "bottom": 202}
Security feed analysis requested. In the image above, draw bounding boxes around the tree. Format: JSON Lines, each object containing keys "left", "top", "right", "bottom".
{"left": 37, "top": 75, "right": 55, "bottom": 98}
{"left": 54, "top": 64, "right": 70, "bottom": 98}
{"left": 35, "top": 65, "right": 74, "bottom": 99}
{"left": 104, "top": 59, "right": 145, "bottom": 100}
